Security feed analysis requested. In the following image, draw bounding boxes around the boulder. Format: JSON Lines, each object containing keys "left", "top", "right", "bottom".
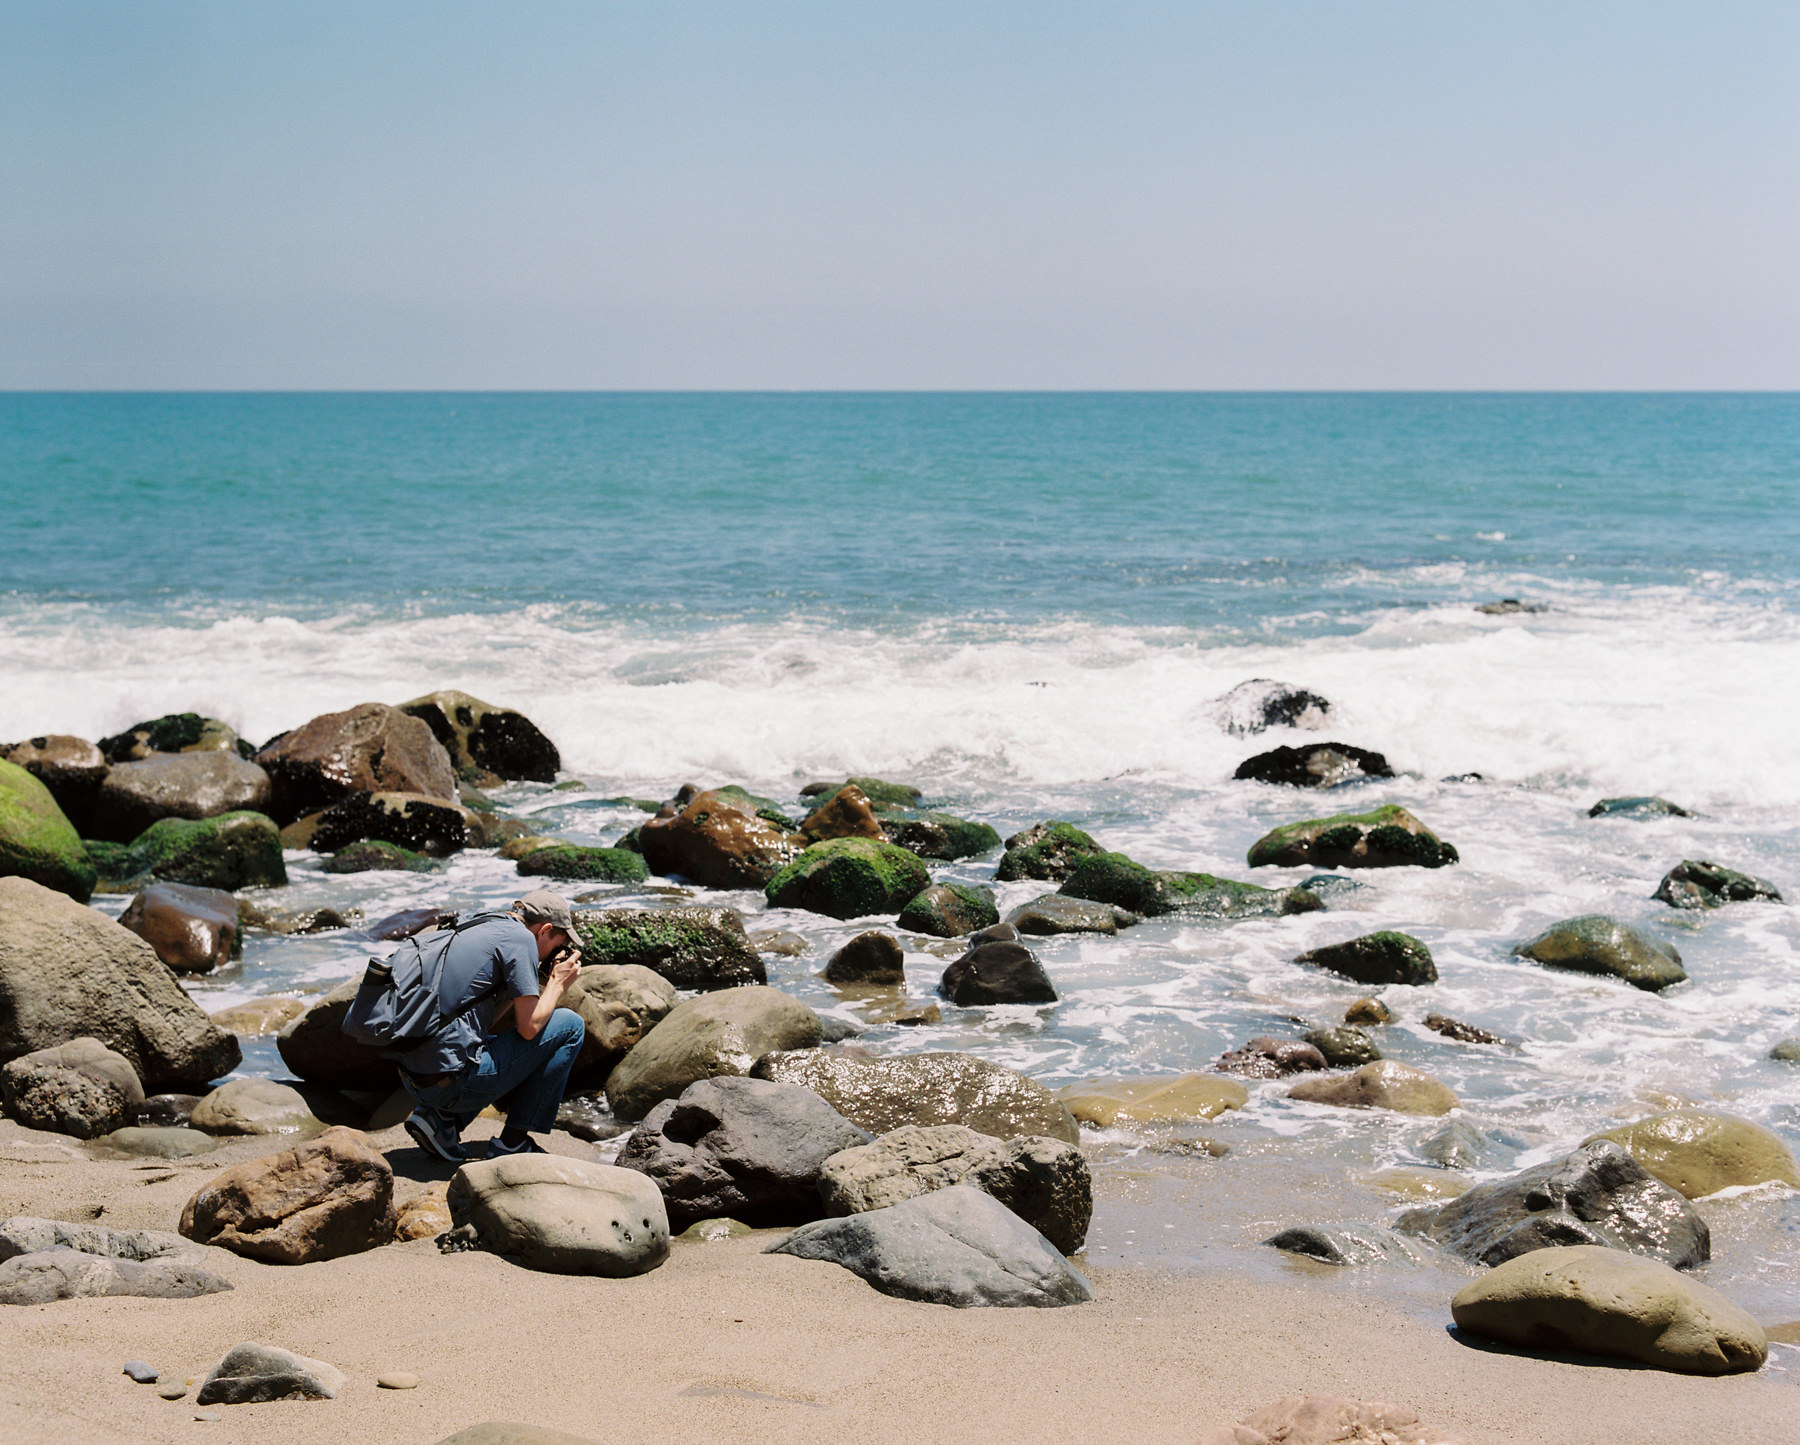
{"left": 117, "top": 810, "right": 286, "bottom": 890}
{"left": 751, "top": 1050, "right": 1080, "bottom": 1144}
{"left": 817, "top": 1124, "right": 1091, "bottom": 1252}
{"left": 1234, "top": 742, "right": 1395, "bottom": 788}
{"left": 2, "top": 736, "right": 108, "bottom": 834}
{"left": 764, "top": 838, "right": 932, "bottom": 920}
{"left": 275, "top": 980, "right": 399, "bottom": 1092}
{"left": 940, "top": 939, "right": 1057, "bottom": 1006}
{"left": 89, "top": 752, "right": 272, "bottom": 843}
{"left": 798, "top": 784, "right": 887, "bottom": 843}
{"left": 90, "top": 1126, "right": 219, "bottom": 1158}
{"left": 1653, "top": 859, "right": 1783, "bottom": 910}
{"left": 0, "top": 1249, "right": 232, "bottom": 1305}
{"left": 1247, "top": 805, "right": 1458, "bottom": 870}
{"left": 1302, "top": 1027, "right": 1382, "bottom": 1067}
{"left": 1287, "top": 1061, "right": 1456, "bottom": 1116}
{"left": 0, "top": 759, "right": 95, "bottom": 902}
{"left": 1213, "top": 678, "right": 1333, "bottom": 735}
{"left": 752, "top": 928, "right": 809, "bottom": 957}
{"left": 1056, "top": 1073, "right": 1247, "bottom": 1127}
{"left": 445, "top": 1154, "right": 669, "bottom": 1276}
{"left": 1294, "top": 931, "right": 1437, "bottom": 986}
{"left": 309, "top": 790, "right": 473, "bottom": 856}
{"left": 821, "top": 931, "right": 906, "bottom": 985}
{"left": 898, "top": 882, "right": 999, "bottom": 938}
{"left": 188, "top": 1078, "right": 322, "bottom": 1136}
{"left": 767, "top": 1185, "right": 1091, "bottom": 1307}
{"left": 1585, "top": 1110, "right": 1800, "bottom": 1198}
{"left": 561, "top": 963, "right": 679, "bottom": 1090}
{"left": 98, "top": 713, "right": 248, "bottom": 763}
{"left": 879, "top": 811, "right": 1001, "bottom": 861}
{"left": 179, "top": 1126, "right": 396, "bottom": 1264}
{"left": 118, "top": 881, "right": 239, "bottom": 974}
{"left": 1420, "top": 1119, "right": 1491, "bottom": 1171}
{"left": 573, "top": 907, "right": 762, "bottom": 990}
{"left": 1513, "top": 915, "right": 1686, "bottom": 991}
{"left": 254, "top": 702, "right": 457, "bottom": 823}
{"left": 516, "top": 844, "right": 650, "bottom": 884}
{"left": 1059, "top": 852, "right": 1322, "bottom": 919}
{"left": 994, "top": 822, "right": 1106, "bottom": 883}
{"left": 325, "top": 839, "right": 439, "bottom": 873}
{"left": 616, "top": 1076, "right": 872, "bottom": 1228}
{"left": 0, "top": 877, "right": 239, "bottom": 1088}
{"left": 638, "top": 789, "right": 801, "bottom": 889}
{"left": 399, "top": 689, "right": 561, "bottom": 784}
{"left": 1197, "top": 1395, "right": 1463, "bottom": 1445}
{"left": 195, "top": 1342, "right": 344, "bottom": 1405}
{"left": 366, "top": 905, "right": 460, "bottom": 941}
{"left": 1589, "top": 796, "right": 1692, "bottom": 819}
{"left": 137, "top": 1092, "right": 202, "bottom": 1126}
{"left": 0, "top": 1037, "right": 144, "bottom": 1138}
{"left": 1007, "top": 894, "right": 1131, "bottom": 936}
{"left": 1450, "top": 1245, "right": 1766, "bottom": 1374}
{"left": 1215, "top": 1037, "right": 1328, "bottom": 1079}
{"left": 799, "top": 777, "right": 922, "bottom": 811}
{"left": 604, "top": 987, "right": 821, "bottom": 1121}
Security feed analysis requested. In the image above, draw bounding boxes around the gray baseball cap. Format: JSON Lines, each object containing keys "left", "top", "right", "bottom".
{"left": 512, "top": 889, "right": 575, "bottom": 933}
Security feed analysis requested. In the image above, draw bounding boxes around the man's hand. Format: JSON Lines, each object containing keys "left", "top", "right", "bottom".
{"left": 513, "top": 945, "right": 583, "bottom": 1040}
{"left": 548, "top": 947, "right": 583, "bottom": 989}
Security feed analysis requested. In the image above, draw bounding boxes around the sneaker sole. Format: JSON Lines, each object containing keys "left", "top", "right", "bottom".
{"left": 405, "top": 1115, "right": 465, "bottom": 1164}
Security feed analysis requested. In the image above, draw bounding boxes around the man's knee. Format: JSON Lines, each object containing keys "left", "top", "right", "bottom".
{"left": 544, "top": 1006, "right": 584, "bottom": 1050}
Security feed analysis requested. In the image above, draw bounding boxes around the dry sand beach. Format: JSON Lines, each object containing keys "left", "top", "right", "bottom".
{"left": 2, "top": 1117, "right": 1794, "bottom": 1445}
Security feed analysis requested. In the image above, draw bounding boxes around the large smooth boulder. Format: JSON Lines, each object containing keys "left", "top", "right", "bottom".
{"left": 275, "top": 980, "right": 399, "bottom": 1092}
{"left": 573, "top": 907, "right": 762, "bottom": 990}
{"left": 1233, "top": 742, "right": 1395, "bottom": 788}
{"left": 0, "top": 759, "right": 94, "bottom": 902}
{"left": 309, "top": 790, "right": 473, "bottom": 856}
{"left": 89, "top": 751, "right": 272, "bottom": 843}
{"left": 821, "top": 930, "right": 906, "bottom": 985}
{"left": 254, "top": 702, "right": 457, "bottom": 823}
{"left": 1396, "top": 1140, "right": 1709, "bottom": 1269}
{"left": 817, "top": 1124, "right": 1091, "bottom": 1252}
{"left": 179, "top": 1126, "right": 396, "bottom": 1264}
{"left": 1, "top": 1036, "right": 144, "bottom": 1138}
{"left": 189, "top": 1077, "right": 322, "bottom": 1136}
{"left": 1450, "top": 1245, "right": 1766, "bottom": 1374}
{"left": 1059, "top": 852, "right": 1321, "bottom": 919}
{"left": 0, "top": 877, "right": 239, "bottom": 1088}
{"left": 1248, "top": 805, "right": 1458, "bottom": 870}
{"left": 118, "top": 881, "right": 239, "bottom": 974}
{"left": 768, "top": 1185, "right": 1091, "bottom": 1307}
{"left": 1056, "top": 1073, "right": 1248, "bottom": 1127}
{"left": 939, "top": 938, "right": 1057, "bottom": 1006}
{"left": 446, "top": 1154, "right": 669, "bottom": 1276}
{"left": 638, "top": 789, "right": 801, "bottom": 889}
{"left": 1213, "top": 678, "right": 1333, "bottom": 735}
{"left": 898, "top": 882, "right": 999, "bottom": 938}
{"left": 2, "top": 736, "right": 108, "bottom": 835}
{"left": 604, "top": 987, "right": 821, "bottom": 1121}
{"left": 1197, "top": 1396, "right": 1463, "bottom": 1445}
{"left": 994, "top": 822, "right": 1106, "bottom": 883}
{"left": 1287, "top": 1061, "right": 1456, "bottom": 1116}
{"left": 764, "top": 837, "right": 932, "bottom": 920}
{"left": 751, "top": 1050, "right": 1080, "bottom": 1144}
{"left": 1513, "top": 915, "right": 1686, "bottom": 992}
{"left": 1585, "top": 1110, "right": 1800, "bottom": 1198}
{"left": 195, "top": 1342, "right": 344, "bottom": 1404}
{"left": 1294, "top": 931, "right": 1437, "bottom": 986}
{"left": 561, "top": 963, "right": 679, "bottom": 1090}
{"left": 117, "top": 810, "right": 286, "bottom": 890}
{"left": 400, "top": 690, "right": 561, "bottom": 784}
{"left": 616, "top": 1076, "right": 872, "bottom": 1228}
{"left": 0, "top": 1249, "right": 231, "bottom": 1305}
{"left": 1653, "top": 859, "right": 1783, "bottom": 910}
{"left": 1007, "top": 894, "right": 1131, "bottom": 936}
{"left": 98, "top": 713, "right": 247, "bottom": 763}
{"left": 879, "top": 811, "right": 1001, "bottom": 861}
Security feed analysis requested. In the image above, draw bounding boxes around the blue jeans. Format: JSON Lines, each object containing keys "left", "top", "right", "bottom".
{"left": 405, "top": 1008, "right": 585, "bottom": 1137}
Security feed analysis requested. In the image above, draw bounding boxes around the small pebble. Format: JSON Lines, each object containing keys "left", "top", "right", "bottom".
{"left": 377, "top": 1372, "right": 420, "bottom": 1390}
{"left": 123, "top": 1361, "right": 159, "bottom": 1384}
{"left": 193, "top": 1410, "right": 222, "bottom": 1422}
{"left": 158, "top": 1386, "right": 188, "bottom": 1400}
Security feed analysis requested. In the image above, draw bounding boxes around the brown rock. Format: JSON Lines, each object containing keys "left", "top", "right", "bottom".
{"left": 1, "top": 1036, "right": 145, "bottom": 1138}
{"left": 799, "top": 784, "right": 886, "bottom": 844}
{"left": 1057, "top": 1073, "right": 1248, "bottom": 1127}
{"left": 179, "top": 1125, "right": 396, "bottom": 1263}
{"left": 309, "top": 790, "right": 475, "bottom": 856}
{"left": 1215, "top": 1037, "right": 1328, "bottom": 1078}
{"left": 1288, "top": 1061, "right": 1458, "bottom": 1116}
{"left": 395, "top": 1185, "right": 452, "bottom": 1241}
{"left": 1423, "top": 1013, "right": 1504, "bottom": 1045}
{"left": 3, "top": 735, "right": 108, "bottom": 834}
{"left": 276, "top": 980, "right": 400, "bottom": 1091}
{"left": 821, "top": 930, "right": 906, "bottom": 985}
{"left": 119, "top": 882, "right": 239, "bottom": 975}
{"left": 1344, "top": 998, "right": 1394, "bottom": 1025}
{"left": 209, "top": 997, "right": 308, "bottom": 1035}
{"left": 1198, "top": 1394, "right": 1465, "bottom": 1445}
{"left": 90, "top": 752, "right": 272, "bottom": 842}
{"left": 1586, "top": 1110, "right": 1800, "bottom": 1198}
{"left": 253, "top": 702, "right": 456, "bottom": 823}
{"left": 637, "top": 789, "right": 801, "bottom": 889}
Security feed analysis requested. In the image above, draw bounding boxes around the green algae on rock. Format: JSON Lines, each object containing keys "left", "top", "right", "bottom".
{"left": 1247, "top": 804, "right": 1458, "bottom": 870}
{"left": 878, "top": 810, "right": 1001, "bottom": 861}
{"left": 993, "top": 821, "right": 1105, "bottom": 882}
{"left": 798, "top": 776, "right": 922, "bottom": 812}
{"left": 0, "top": 759, "right": 96, "bottom": 902}
{"left": 119, "top": 811, "right": 286, "bottom": 891}
{"left": 572, "top": 907, "right": 762, "bottom": 990}
{"left": 516, "top": 845, "right": 650, "bottom": 885}
{"left": 323, "top": 839, "right": 440, "bottom": 874}
{"left": 897, "top": 882, "right": 1000, "bottom": 938}
{"left": 1513, "top": 914, "right": 1686, "bottom": 992}
{"left": 764, "top": 837, "right": 931, "bottom": 920}
{"left": 1295, "top": 930, "right": 1438, "bottom": 986}
{"left": 1057, "top": 850, "right": 1320, "bottom": 919}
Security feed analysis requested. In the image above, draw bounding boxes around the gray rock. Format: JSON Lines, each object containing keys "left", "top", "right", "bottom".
{"left": 188, "top": 1077, "right": 322, "bottom": 1136}
{"left": 821, "top": 931, "right": 905, "bottom": 985}
{"left": 1, "top": 1036, "right": 145, "bottom": 1138}
{"left": 896, "top": 882, "right": 1000, "bottom": 938}
{"left": 1214, "top": 1036, "right": 1328, "bottom": 1078}
{"left": 0, "top": 1248, "right": 233, "bottom": 1305}
{"left": 90, "top": 751, "right": 272, "bottom": 844}
{"left": 1396, "top": 1140, "right": 1709, "bottom": 1269}
{"left": 617, "top": 1076, "right": 871, "bottom": 1228}
{"left": 138, "top": 1092, "right": 202, "bottom": 1126}
{"left": 1301, "top": 1026, "right": 1381, "bottom": 1067}
{"left": 1513, "top": 915, "right": 1686, "bottom": 991}
{"left": 123, "top": 1361, "right": 159, "bottom": 1383}
{"left": 767, "top": 1185, "right": 1093, "bottom": 1307}
{"left": 572, "top": 907, "right": 764, "bottom": 990}
{"left": 604, "top": 986, "right": 822, "bottom": 1122}
{"left": 1005, "top": 894, "right": 1131, "bottom": 936}
{"left": 0, "top": 1215, "right": 211, "bottom": 1265}
{"left": 89, "top": 1126, "right": 220, "bottom": 1158}
{"left": 1419, "top": 1118, "right": 1491, "bottom": 1170}
{"left": 446, "top": 1155, "right": 669, "bottom": 1277}
{"left": 817, "top": 1123, "right": 1092, "bottom": 1253}
{"left": 1261, "top": 1223, "right": 1419, "bottom": 1266}
{"left": 1294, "top": 931, "right": 1437, "bottom": 986}
{"left": 1233, "top": 742, "right": 1395, "bottom": 788}
{"left": 195, "top": 1342, "right": 343, "bottom": 1405}
{"left": 1653, "top": 860, "right": 1783, "bottom": 911}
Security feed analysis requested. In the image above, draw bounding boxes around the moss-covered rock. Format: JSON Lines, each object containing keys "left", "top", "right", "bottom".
{"left": 120, "top": 811, "right": 286, "bottom": 891}
{"left": 764, "top": 837, "right": 932, "bottom": 920}
{"left": 879, "top": 811, "right": 1001, "bottom": 861}
{"left": 1058, "top": 851, "right": 1320, "bottom": 919}
{"left": 1247, "top": 804, "right": 1458, "bottom": 870}
{"left": 994, "top": 822, "right": 1104, "bottom": 882}
{"left": 323, "top": 840, "right": 439, "bottom": 874}
{"left": 1514, "top": 915, "right": 1686, "bottom": 992}
{"left": 798, "top": 777, "right": 922, "bottom": 812}
{"left": 1653, "top": 860, "right": 1782, "bottom": 910}
{"left": 714, "top": 785, "right": 801, "bottom": 833}
{"left": 1295, "top": 931, "right": 1438, "bottom": 986}
{"left": 0, "top": 759, "right": 96, "bottom": 902}
{"left": 81, "top": 838, "right": 134, "bottom": 889}
{"left": 573, "top": 907, "right": 762, "bottom": 990}
{"left": 1303, "top": 1026, "right": 1382, "bottom": 1067}
{"left": 897, "top": 882, "right": 1000, "bottom": 938}
{"left": 516, "top": 845, "right": 649, "bottom": 885}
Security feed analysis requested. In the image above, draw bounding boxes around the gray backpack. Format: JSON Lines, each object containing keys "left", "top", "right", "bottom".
{"left": 339, "top": 912, "right": 511, "bottom": 1051}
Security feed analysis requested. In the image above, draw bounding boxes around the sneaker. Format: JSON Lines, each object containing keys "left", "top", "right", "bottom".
{"left": 404, "top": 1108, "right": 467, "bottom": 1164}
{"left": 484, "top": 1134, "right": 547, "bottom": 1159}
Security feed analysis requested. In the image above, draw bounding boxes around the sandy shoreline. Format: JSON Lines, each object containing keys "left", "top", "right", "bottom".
{"left": 1, "top": 1119, "right": 1793, "bottom": 1445}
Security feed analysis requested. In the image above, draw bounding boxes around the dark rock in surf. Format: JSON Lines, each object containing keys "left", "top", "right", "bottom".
{"left": 1423, "top": 1013, "right": 1504, "bottom": 1045}
{"left": 1059, "top": 852, "right": 1321, "bottom": 919}
{"left": 1215, "top": 1037, "right": 1328, "bottom": 1079}
{"left": 880, "top": 811, "right": 1001, "bottom": 861}
{"left": 1513, "top": 915, "right": 1685, "bottom": 991}
{"left": 573, "top": 907, "right": 762, "bottom": 991}
{"left": 797, "top": 785, "right": 887, "bottom": 844}
{"left": 939, "top": 939, "right": 1057, "bottom": 1007}
{"left": 1301, "top": 1026, "right": 1381, "bottom": 1067}
{"left": 821, "top": 931, "right": 906, "bottom": 986}
{"left": 399, "top": 689, "right": 560, "bottom": 785}
{"left": 1248, "top": 805, "right": 1457, "bottom": 870}
{"left": 639, "top": 788, "right": 802, "bottom": 890}
{"left": 994, "top": 822, "right": 1105, "bottom": 883}
{"left": 253, "top": 702, "right": 457, "bottom": 824}
{"left": 1653, "top": 860, "right": 1782, "bottom": 911}
{"left": 897, "top": 883, "right": 999, "bottom": 938}
{"left": 1234, "top": 743, "right": 1395, "bottom": 789}
{"left": 1589, "top": 796, "right": 1693, "bottom": 819}
{"left": 118, "top": 882, "right": 240, "bottom": 974}
{"left": 1006, "top": 893, "right": 1134, "bottom": 936}
{"left": 1213, "top": 679, "right": 1334, "bottom": 736}
{"left": 1294, "top": 931, "right": 1437, "bottom": 987}
{"left": 798, "top": 777, "right": 922, "bottom": 812}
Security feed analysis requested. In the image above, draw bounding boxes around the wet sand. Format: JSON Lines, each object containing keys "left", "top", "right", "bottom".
{"left": 0, "top": 1118, "right": 1793, "bottom": 1445}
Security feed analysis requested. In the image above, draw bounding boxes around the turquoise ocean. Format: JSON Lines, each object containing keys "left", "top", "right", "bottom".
{"left": 3, "top": 393, "right": 1798, "bottom": 1319}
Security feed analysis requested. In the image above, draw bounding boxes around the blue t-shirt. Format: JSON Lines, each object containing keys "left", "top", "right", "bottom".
{"left": 384, "top": 914, "right": 540, "bottom": 1076}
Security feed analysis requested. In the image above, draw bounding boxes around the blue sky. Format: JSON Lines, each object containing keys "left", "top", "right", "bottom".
{"left": 2, "top": 1, "right": 1795, "bottom": 389}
